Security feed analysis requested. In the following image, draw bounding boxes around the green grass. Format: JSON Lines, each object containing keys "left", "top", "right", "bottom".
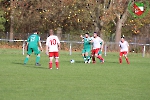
{"left": 0, "top": 49, "right": 150, "bottom": 100}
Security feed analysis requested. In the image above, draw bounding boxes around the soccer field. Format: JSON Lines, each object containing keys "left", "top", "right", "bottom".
{"left": 0, "top": 49, "right": 150, "bottom": 100}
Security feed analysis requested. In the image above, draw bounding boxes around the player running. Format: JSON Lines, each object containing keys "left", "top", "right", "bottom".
{"left": 91, "top": 32, "right": 104, "bottom": 63}
{"left": 80, "top": 33, "right": 92, "bottom": 63}
{"left": 24, "top": 30, "right": 43, "bottom": 66}
{"left": 119, "top": 36, "right": 130, "bottom": 64}
{"left": 92, "top": 41, "right": 104, "bottom": 63}
{"left": 46, "top": 29, "right": 60, "bottom": 69}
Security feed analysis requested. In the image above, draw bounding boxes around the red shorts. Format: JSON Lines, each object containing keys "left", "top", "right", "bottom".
{"left": 49, "top": 52, "right": 59, "bottom": 58}
{"left": 92, "top": 48, "right": 100, "bottom": 55}
{"left": 120, "top": 51, "right": 128, "bottom": 56}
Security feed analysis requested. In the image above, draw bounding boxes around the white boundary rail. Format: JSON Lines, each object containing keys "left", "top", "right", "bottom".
{"left": 0, "top": 39, "right": 150, "bottom": 57}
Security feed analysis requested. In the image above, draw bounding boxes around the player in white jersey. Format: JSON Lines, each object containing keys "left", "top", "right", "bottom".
{"left": 91, "top": 32, "right": 104, "bottom": 63}
{"left": 119, "top": 36, "right": 130, "bottom": 64}
{"left": 46, "top": 29, "right": 60, "bottom": 69}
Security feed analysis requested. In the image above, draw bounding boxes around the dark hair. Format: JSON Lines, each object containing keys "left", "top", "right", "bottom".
{"left": 85, "top": 33, "right": 89, "bottom": 35}
{"left": 121, "top": 35, "right": 125, "bottom": 38}
{"left": 94, "top": 32, "right": 98, "bottom": 36}
{"left": 121, "top": 36, "right": 125, "bottom": 39}
{"left": 94, "top": 32, "right": 97, "bottom": 34}
{"left": 32, "top": 29, "right": 38, "bottom": 33}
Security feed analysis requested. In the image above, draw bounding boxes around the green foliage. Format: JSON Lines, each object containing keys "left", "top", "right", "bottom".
{"left": 0, "top": 10, "right": 6, "bottom": 31}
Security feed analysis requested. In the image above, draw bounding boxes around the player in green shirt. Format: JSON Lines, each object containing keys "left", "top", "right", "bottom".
{"left": 80, "top": 33, "right": 92, "bottom": 63}
{"left": 24, "top": 30, "right": 43, "bottom": 66}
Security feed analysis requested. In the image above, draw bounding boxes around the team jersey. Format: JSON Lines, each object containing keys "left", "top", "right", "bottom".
{"left": 119, "top": 41, "right": 129, "bottom": 52}
{"left": 27, "top": 33, "right": 40, "bottom": 48}
{"left": 91, "top": 36, "right": 103, "bottom": 49}
{"left": 83, "top": 37, "right": 91, "bottom": 49}
{"left": 46, "top": 35, "right": 60, "bottom": 52}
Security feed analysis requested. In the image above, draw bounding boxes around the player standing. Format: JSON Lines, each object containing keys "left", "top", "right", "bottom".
{"left": 80, "top": 33, "right": 92, "bottom": 63}
{"left": 46, "top": 29, "right": 60, "bottom": 69}
{"left": 24, "top": 30, "right": 43, "bottom": 66}
{"left": 91, "top": 32, "right": 104, "bottom": 63}
{"left": 119, "top": 36, "right": 130, "bottom": 64}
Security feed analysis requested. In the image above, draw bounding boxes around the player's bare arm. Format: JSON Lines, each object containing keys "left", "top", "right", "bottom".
{"left": 127, "top": 45, "right": 129, "bottom": 54}
{"left": 101, "top": 40, "right": 104, "bottom": 51}
{"left": 80, "top": 35, "right": 84, "bottom": 41}
{"left": 25, "top": 42, "right": 29, "bottom": 51}
{"left": 58, "top": 43, "right": 61, "bottom": 50}
{"left": 127, "top": 41, "right": 129, "bottom": 54}
{"left": 38, "top": 41, "right": 43, "bottom": 51}
{"left": 45, "top": 45, "right": 49, "bottom": 56}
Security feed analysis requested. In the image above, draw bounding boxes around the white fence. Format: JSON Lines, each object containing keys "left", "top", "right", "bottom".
{"left": 0, "top": 39, "right": 150, "bottom": 57}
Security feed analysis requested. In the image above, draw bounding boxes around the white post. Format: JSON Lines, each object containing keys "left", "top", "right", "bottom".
{"left": 143, "top": 45, "right": 145, "bottom": 57}
{"left": 104, "top": 44, "right": 107, "bottom": 56}
{"left": 69, "top": 43, "right": 72, "bottom": 55}
{"left": 23, "top": 41, "right": 25, "bottom": 55}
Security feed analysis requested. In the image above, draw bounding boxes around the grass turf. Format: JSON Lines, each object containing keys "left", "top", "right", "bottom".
{"left": 0, "top": 49, "right": 150, "bottom": 100}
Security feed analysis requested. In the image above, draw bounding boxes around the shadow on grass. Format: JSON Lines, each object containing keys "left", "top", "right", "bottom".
{"left": 12, "top": 62, "right": 48, "bottom": 69}
{"left": 106, "top": 61, "right": 118, "bottom": 64}
{"left": 63, "top": 60, "right": 119, "bottom": 64}
{"left": 75, "top": 61, "right": 84, "bottom": 63}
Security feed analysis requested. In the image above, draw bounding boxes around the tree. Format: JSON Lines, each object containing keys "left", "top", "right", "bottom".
{"left": 2, "top": 0, "right": 96, "bottom": 35}
{"left": 0, "top": 11, "right": 6, "bottom": 31}
{"left": 0, "top": 0, "right": 6, "bottom": 31}
{"left": 105, "top": 0, "right": 130, "bottom": 44}
{"left": 9, "top": 0, "right": 15, "bottom": 40}
{"left": 2, "top": 0, "right": 149, "bottom": 43}
{"left": 84, "top": 0, "right": 107, "bottom": 36}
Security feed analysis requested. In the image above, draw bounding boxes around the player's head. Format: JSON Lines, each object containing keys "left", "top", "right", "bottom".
{"left": 85, "top": 33, "right": 89, "bottom": 38}
{"left": 121, "top": 35, "right": 125, "bottom": 42}
{"left": 33, "top": 30, "right": 38, "bottom": 34}
{"left": 49, "top": 29, "right": 54, "bottom": 35}
{"left": 93, "top": 32, "right": 98, "bottom": 38}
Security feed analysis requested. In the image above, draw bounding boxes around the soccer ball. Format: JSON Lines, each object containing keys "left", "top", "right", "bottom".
{"left": 70, "top": 59, "right": 75, "bottom": 63}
